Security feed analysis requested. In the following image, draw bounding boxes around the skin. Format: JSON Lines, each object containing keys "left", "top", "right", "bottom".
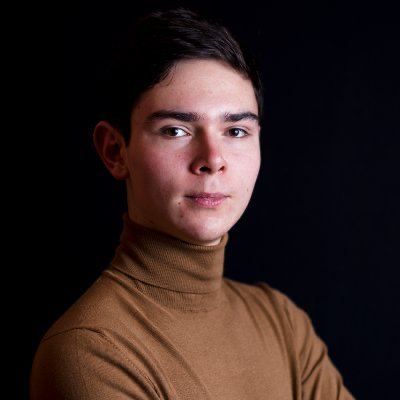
{"left": 93, "top": 59, "right": 261, "bottom": 246}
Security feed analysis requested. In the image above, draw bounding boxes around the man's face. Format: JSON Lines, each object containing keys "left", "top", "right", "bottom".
{"left": 124, "top": 59, "right": 261, "bottom": 245}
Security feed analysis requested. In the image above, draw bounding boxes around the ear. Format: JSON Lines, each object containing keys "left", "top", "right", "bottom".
{"left": 92, "top": 120, "right": 129, "bottom": 181}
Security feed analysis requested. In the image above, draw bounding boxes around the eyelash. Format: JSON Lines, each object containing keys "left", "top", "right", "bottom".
{"left": 160, "top": 127, "right": 250, "bottom": 138}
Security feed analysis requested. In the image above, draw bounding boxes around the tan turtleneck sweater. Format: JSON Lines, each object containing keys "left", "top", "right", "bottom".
{"left": 30, "top": 212, "right": 355, "bottom": 399}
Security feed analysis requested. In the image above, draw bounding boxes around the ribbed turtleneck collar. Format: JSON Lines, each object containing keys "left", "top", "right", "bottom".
{"left": 108, "top": 212, "right": 229, "bottom": 311}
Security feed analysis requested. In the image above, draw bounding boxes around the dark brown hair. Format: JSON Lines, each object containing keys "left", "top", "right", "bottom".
{"left": 97, "top": 7, "right": 263, "bottom": 145}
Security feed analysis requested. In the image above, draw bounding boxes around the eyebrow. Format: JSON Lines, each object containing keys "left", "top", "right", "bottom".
{"left": 145, "top": 110, "right": 260, "bottom": 124}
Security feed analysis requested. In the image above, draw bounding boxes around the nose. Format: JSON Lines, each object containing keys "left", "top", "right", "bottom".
{"left": 189, "top": 133, "right": 226, "bottom": 175}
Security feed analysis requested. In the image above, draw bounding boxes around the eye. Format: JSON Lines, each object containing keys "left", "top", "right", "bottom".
{"left": 161, "top": 127, "right": 188, "bottom": 137}
{"left": 229, "top": 128, "right": 249, "bottom": 138}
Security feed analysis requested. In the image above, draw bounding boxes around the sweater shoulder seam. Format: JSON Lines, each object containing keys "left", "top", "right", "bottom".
{"left": 42, "top": 327, "right": 161, "bottom": 397}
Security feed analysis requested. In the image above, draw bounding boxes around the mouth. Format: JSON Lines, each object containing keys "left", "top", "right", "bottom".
{"left": 185, "top": 193, "right": 228, "bottom": 208}
{"left": 186, "top": 192, "right": 228, "bottom": 200}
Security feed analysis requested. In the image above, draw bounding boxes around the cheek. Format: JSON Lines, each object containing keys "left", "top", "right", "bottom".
{"left": 232, "top": 147, "right": 261, "bottom": 183}
{"left": 130, "top": 148, "right": 185, "bottom": 197}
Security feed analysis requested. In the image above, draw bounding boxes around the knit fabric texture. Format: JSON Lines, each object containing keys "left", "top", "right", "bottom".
{"left": 30, "top": 212, "right": 355, "bottom": 399}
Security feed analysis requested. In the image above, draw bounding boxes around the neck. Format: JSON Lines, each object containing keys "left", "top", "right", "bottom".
{"left": 108, "top": 212, "right": 229, "bottom": 311}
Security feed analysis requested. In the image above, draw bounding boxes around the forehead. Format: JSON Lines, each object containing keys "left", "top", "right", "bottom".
{"left": 132, "top": 59, "right": 258, "bottom": 122}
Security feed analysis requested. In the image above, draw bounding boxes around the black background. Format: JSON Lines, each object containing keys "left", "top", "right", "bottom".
{"left": 26, "top": 1, "right": 399, "bottom": 399}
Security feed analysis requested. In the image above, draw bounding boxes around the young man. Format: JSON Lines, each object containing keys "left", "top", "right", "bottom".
{"left": 30, "top": 8, "right": 355, "bottom": 399}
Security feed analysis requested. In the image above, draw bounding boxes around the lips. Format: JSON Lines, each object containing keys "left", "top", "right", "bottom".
{"left": 186, "top": 192, "right": 228, "bottom": 199}
{"left": 185, "top": 193, "right": 228, "bottom": 208}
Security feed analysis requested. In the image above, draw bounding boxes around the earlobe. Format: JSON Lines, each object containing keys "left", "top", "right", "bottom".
{"left": 92, "top": 120, "right": 129, "bottom": 181}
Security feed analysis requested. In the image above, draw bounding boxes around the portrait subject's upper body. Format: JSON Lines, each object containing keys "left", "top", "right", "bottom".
{"left": 30, "top": 212, "right": 354, "bottom": 400}
{"left": 32, "top": 7, "right": 355, "bottom": 399}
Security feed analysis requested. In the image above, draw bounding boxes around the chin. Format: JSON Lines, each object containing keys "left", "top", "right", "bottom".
{"left": 177, "top": 220, "right": 230, "bottom": 245}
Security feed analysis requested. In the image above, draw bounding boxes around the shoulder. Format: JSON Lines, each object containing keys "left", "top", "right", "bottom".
{"left": 222, "top": 277, "right": 329, "bottom": 352}
{"left": 41, "top": 271, "right": 135, "bottom": 340}
{"left": 30, "top": 328, "right": 106, "bottom": 399}
{"left": 30, "top": 328, "right": 160, "bottom": 400}
{"left": 222, "top": 277, "right": 305, "bottom": 332}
